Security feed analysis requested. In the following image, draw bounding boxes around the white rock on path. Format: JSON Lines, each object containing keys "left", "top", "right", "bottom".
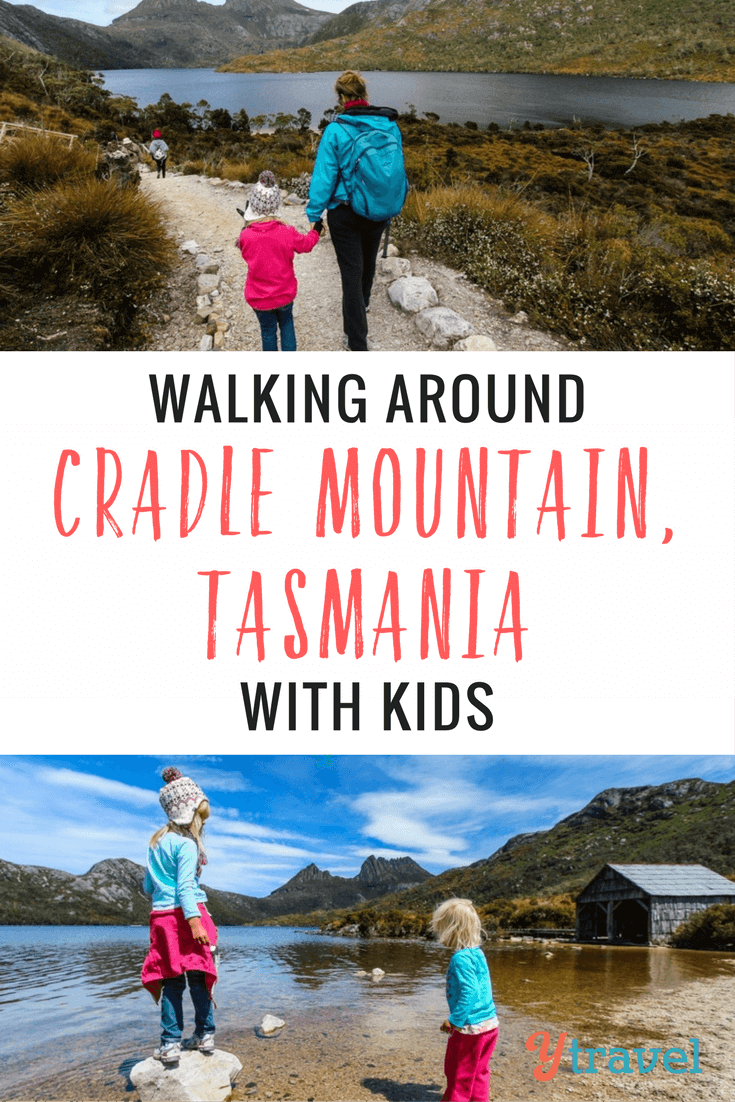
{"left": 378, "top": 256, "right": 411, "bottom": 281}
{"left": 195, "top": 254, "right": 220, "bottom": 273}
{"left": 388, "top": 276, "right": 438, "bottom": 313}
{"left": 416, "top": 306, "right": 475, "bottom": 349}
{"left": 180, "top": 240, "right": 200, "bottom": 254}
{"left": 197, "top": 273, "right": 221, "bottom": 296}
{"left": 453, "top": 334, "right": 498, "bottom": 351}
{"left": 130, "top": 1049, "right": 242, "bottom": 1102}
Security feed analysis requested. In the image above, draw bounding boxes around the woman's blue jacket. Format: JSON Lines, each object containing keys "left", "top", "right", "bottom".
{"left": 305, "top": 105, "right": 401, "bottom": 223}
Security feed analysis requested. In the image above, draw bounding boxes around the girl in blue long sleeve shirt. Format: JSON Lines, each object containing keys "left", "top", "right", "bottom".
{"left": 432, "top": 898, "right": 499, "bottom": 1102}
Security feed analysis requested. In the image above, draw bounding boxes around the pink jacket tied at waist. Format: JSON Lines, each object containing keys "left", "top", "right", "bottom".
{"left": 141, "top": 904, "right": 218, "bottom": 1002}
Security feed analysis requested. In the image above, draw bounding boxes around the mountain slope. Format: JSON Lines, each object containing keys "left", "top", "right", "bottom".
{"left": 0, "top": 0, "right": 158, "bottom": 67}
{"left": 109, "top": 0, "right": 331, "bottom": 66}
{"left": 0, "top": 853, "right": 431, "bottom": 925}
{"left": 368, "top": 778, "right": 735, "bottom": 913}
{"left": 0, "top": 0, "right": 332, "bottom": 70}
{"left": 221, "top": 0, "right": 735, "bottom": 80}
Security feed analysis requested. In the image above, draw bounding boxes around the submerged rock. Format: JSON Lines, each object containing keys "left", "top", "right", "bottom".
{"left": 260, "top": 1014, "right": 285, "bottom": 1034}
{"left": 130, "top": 1049, "right": 241, "bottom": 1101}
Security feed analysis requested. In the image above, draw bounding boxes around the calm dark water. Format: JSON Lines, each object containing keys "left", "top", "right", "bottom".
{"left": 98, "top": 69, "right": 735, "bottom": 129}
{"left": 0, "top": 925, "right": 731, "bottom": 1097}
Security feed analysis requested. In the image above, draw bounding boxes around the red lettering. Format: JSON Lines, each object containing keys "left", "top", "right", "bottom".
{"left": 373, "top": 449, "right": 401, "bottom": 536}
{"left": 499, "top": 450, "right": 531, "bottom": 538}
{"left": 319, "top": 569, "right": 363, "bottom": 657}
{"left": 462, "top": 569, "right": 485, "bottom": 658}
{"left": 236, "top": 572, "right": 269, "bottom": 660}
{"left": 54, "top": 450, "right": 80, "bottom": 536}
{"left": 617, "top": 447, "right": 647, "bottom": 538}
{"left": 132, "top": 450, "right": 165, "bottom": 539}
{"left": 220, "top": 445, "right": 240, "bottom": 535}
{"left": 96, "top": 448, "right": 123, "bottom": 538}
{"left": 284, "top": 569, "right": 308, "bottom": 658}
{"left": 416, "top": 448, "right": 442, "bottom": 538}
{"left": 372, "top": 571, "right": 404, "bottom": 660}
{"left": 457, "top": 448, "right": 487, "bottom": 538}
{"left": 316, "top": 448, "right": 359, "bottom": 536}
{"left": 420, "top": 568, "right": 451, "bottom": 659}
{"left": 251, "top": 448, "right": 273, "bottom": 536}
{"left": 494, "top": 571, "right": 526, "bottom": 661}
{"left": 582, "top": 448, "right": 604, "bottom": 538}
{"left": 180, "top": 450, "right": 207, "bottom": 537}
{"left": 537, "top": 450, "right": 569, "bottom": 540}
{"left": 198, "top": 570, "right": 231, "bottom": 659}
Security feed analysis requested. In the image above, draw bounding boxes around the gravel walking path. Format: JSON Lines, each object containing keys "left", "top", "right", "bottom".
{"left": 139, "top": 167, "right": 569, "bottom": 354}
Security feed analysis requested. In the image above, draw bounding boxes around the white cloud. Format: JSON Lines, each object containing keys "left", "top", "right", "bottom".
{"left": 37, "top": 766, "right": 159, "bottom": 806}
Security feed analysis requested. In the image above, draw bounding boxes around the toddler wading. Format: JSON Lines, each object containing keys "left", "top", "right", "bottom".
{"left": 141, "top": 767, "right": 218, "bottom": 1066}
{"left": 433, "top": 898, "right": 499, "bottom": 1102}
{"left": 237, "top": 170, "right": 322, "bottom": 351}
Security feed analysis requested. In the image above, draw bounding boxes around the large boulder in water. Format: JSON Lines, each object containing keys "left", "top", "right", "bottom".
{"left": 129, "top": 1048, "right": 242, "bottom": 1101}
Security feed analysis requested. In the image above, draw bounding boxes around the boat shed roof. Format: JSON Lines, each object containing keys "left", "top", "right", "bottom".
{"left": 607, "top": 864, "right": 735, "bottom": 897}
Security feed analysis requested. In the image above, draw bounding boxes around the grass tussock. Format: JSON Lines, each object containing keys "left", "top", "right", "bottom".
{"left": 0, "top": 176, "right": 175, "bottom": 342}
{"left": 0, "top": 132, "right": 97, "bottom": 195}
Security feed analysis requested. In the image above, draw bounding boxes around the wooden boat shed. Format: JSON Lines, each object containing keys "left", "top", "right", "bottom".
{"left": 576, "top": 863, "right": 735, "bottom": 945}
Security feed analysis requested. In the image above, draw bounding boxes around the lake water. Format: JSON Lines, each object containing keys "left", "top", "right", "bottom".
{"left": 98, "top": 69, "right": 735, "bottom": 129}
{"left": 0, "top": 925, "right": 731, "bottom": 1099}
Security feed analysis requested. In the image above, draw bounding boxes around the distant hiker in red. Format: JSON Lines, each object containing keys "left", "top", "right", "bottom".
{"left": 148, "top": 130, "right": 168, "bottom": 179}
{"left": 237, "top": 170, "right": 322, "bottom": 351}
{"left": 141, "top": 767, "right": 218, "bottom": 1066}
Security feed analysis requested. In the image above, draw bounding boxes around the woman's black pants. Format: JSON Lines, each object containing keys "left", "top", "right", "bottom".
{"left": 327, "top": 203, "right": 387, "bottom": 351}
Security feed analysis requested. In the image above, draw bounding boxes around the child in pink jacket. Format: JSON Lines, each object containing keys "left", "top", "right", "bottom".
{"left": 237, "top": 171, "right": 322, "bottom": 351}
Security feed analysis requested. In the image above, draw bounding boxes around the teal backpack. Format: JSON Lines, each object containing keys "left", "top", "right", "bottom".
{"left": 337, "top": 118, "right": 409, "bottom": 222}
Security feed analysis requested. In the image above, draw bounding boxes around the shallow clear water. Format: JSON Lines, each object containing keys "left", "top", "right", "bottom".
{"left": 1, "top": 924, "right": 732, "bottom": 1098}
{"left": 98, "top": 69, "right": 735, "bottom": 129}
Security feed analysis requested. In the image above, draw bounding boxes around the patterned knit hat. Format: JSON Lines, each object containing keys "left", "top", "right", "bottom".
{"left": 158, "top": 766, "right": 207, "bottom": 825}
{"left": 243, "top": 170, "right": 281, "bottom": 221}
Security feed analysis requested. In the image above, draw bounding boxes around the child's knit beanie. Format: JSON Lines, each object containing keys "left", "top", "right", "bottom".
{"left": 159, "top": 766, "right": 207, "bottom": 825}
{"left": 244, "top": 170, "right": 281, "bottom": 220}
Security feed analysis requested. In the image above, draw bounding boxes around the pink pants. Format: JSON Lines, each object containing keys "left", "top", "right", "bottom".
{"left": 442, "top": 1027, "right": 499, "bottom": 1102}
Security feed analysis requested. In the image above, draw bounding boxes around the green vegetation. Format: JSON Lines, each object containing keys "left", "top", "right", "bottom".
{"left": 670, "top": 904, "right": 735, "bottom": 950}
{"left": 315, "top": 894, "right": 577, "bottom": 938}
{"left": 221, "top": 0, "right": 735, "bottom": 80}
{"left": 360, "top": 780, "right": 735, "bottom": 914}
{"left": 390, "top": 112, "right": 735, "bottom": 349}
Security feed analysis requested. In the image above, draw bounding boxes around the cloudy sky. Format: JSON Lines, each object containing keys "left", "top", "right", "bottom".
{"left": 5, "top": 0, "right": 359, "bottom": 26}
{"left": 2, "top": 755, "right": 732, "bottom": 897}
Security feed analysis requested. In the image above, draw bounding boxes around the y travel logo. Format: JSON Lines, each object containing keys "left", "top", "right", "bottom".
{"left": 526, "top": 1031, "right": 702, "bottom": 1080}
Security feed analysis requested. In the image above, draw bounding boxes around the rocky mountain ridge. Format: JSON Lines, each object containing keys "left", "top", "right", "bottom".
{"left": 0, "top": 852, "right": 430, "bottom": 925}
{"left": 372, "top": 777, "right": 735, "bottom": 913}
{"left": 0, "top": 0, "right": 331, "bottom": 69}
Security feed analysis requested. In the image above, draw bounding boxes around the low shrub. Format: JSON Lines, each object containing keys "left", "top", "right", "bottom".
{"left": 394, "top": 183, "right": 735, "bottom": 349}
{"left": 670, "top": 904, "right": 735, "bottom": 950}
{"left": 0, "top": 177, "right": 175, "bottom": 340}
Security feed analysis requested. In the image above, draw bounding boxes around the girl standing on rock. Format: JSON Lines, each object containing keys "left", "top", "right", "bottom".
{"left": 238, "top": 170, "right": 322, "bottom": 351}
{"left": 141, "top": 767, "right": 218, "bottom": 1066}
{"left": 432, "top": 898, "right": 499, "bottom": 1102}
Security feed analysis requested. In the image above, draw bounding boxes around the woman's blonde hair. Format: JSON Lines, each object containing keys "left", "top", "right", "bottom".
{"left": 150, "top": 798, "right": 210, "bottom": 865}
{"left": 335, "top": 70, "right": 368, "bottom": 103}
{"left": 432, "top": 897, "right": 484, "bottom": 949}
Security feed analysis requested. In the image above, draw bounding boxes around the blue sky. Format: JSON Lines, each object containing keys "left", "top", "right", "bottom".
{"left": 1, "top": 756, "right": 732, "bottom": 897}
{"left": 5, "top": 0, "right": 358, "bottom": 28}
